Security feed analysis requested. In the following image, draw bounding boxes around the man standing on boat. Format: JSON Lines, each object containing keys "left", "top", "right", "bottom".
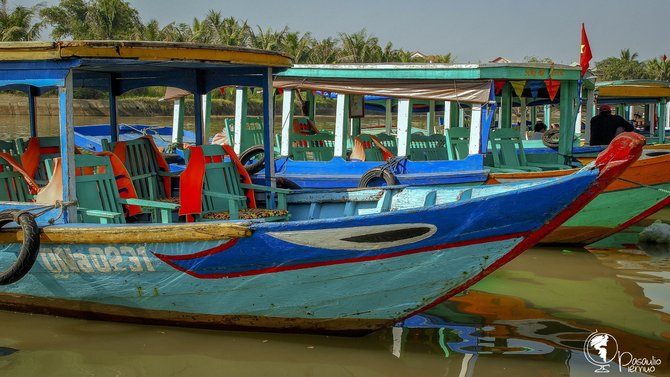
{"left": 589, "top": 105, "right": 634, "bottom": 145}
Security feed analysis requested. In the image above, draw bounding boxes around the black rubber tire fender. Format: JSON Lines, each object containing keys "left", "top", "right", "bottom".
{"left": 239, "top": 144, "right": 266, "bottom": 175}
{"left": 358, "top": 167, "right": 399, "bottom": 188}
{"left": 0, "top": 212, "right": 40, "bottom": 285}
{"left": 276, "top": 177, "right": 301, "bottom": 190}
{"left": 542, "top": 128, "right": 561, "bottom": 148}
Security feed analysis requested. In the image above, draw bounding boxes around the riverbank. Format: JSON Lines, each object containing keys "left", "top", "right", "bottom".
{"left": 0, "top": 94, "right": 337, "bottom": 118}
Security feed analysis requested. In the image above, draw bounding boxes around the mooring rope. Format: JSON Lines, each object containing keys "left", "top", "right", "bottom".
{"left": 617, "top": 177, "right": 670, "bottom": 195}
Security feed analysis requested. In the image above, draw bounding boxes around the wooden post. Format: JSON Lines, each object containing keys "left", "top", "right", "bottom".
{"left": 501, "top": 83, "right": 512, "bottom": 129}
{"left": 171, "top": 97, "right": 185, "bottom": 144}
{"left": 650, "top": 103, "right": 657, "bottom": 137}
{"left": 584, "top": 89, "right": 594, "bottom": 144}
{"left": 201, "top": 92, "right": 212, "bottom": 144}
{"left": 544, "top": 104, "right": 551, "bottom": 124}
{"left": 519, "top": 98, "right": 527, "bottom": 139}
{"left": 334, "top": 94, "right": 349, "bottom": 158}
{"left": 280, "top": 89, "right": 294, "bottom": 156}
{"left": 458, "top": 107, "right": 464, "bottom": 127}
{"left": 108, "top": 73, "right": 119, "bottom": 142}
{"left": 644, "top": 104, "right": 650, "bottom": 133}
{"left": 660, "top": 98, "right": 668, "bottom": 144}
{"left": 28, "top": 86, "right": 38, "bottom": 137}
{"left": 558, "top": 80, "right": 576, "bottom": 161}
{"left": 58, "top": 71, "right": 76, "bottom": 223}
{"left": 443, "top": 101, "right": 452, "bottom": 131}
{"left": 262, "top": 68, "right": 275, "bottom": 188}
{"left": 233, "top": 87, "right": 248, "bottom": 154}
{"left": 469, "top": 105, "right": 482, "bottom": 155}
{"left": 427, "top": 100, "right": 436, "bottom": 134}
{"left": 531, "top": 106, "right": 537, "bottom": 124}
{"left": 306, "top": 90, "right": 316, "bottom": 121}
{"left": 397, "top": 99, "right": 412, "bottom": 157}
{"left": 351, "top": 118, "right": 361, "bottom": 137}
{"left": 385, "top": 98, "right": 393, "bottom": 134}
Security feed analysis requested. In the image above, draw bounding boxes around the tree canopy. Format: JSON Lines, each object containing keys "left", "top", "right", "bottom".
{"left": 0, "top": 0, "right": 666, "bottom": 81}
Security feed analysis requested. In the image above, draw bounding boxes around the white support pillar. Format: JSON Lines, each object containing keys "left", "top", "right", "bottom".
{"left": 385, "top": 98, "right": 393, "bottom": 134}
{"left": 171, "top": 97, "right": 184, "bottom": 144}
{"left": 427, "top": 100, "right": 436, "bottom": 134}
{"left": 468, "top": 105, "right": 482, "bottom": 155}
{"left": 584, "top": 90, "right": 594, "bottom": 144}
{"left": 233, "top": 87, "right": 248, "bottom": 154}
{"left": 443, "top": 101, "right": 452, "bottom": 131}
{"left": 628, "top": 105, "right": 635, "bottom": 121}
{"left": 397, "top": 99, "right": 412, "bottom": 157}
{"left": 201, "top": 92, "right": 211, "bottom": 144}
{"left": 334, "top": 94, "right": 349, "bottom": 158}
{"left": 544, "top": 104, "right": 551, "bottom": 124}
{"left": 459, "top": 107, "right": 465, "bottom": 127}
{"left": 520, "top": 98, "right": 527, "bottom": 139}
{"left": 574, "top": 102, "right": 582, "bottom": 139}
{"left": 280, "top": 90, "right": 294, "bottom": 156}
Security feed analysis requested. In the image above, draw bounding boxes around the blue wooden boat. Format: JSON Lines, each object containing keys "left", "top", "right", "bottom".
{"left": 74, "top": 124, "right": 196, "bottom": 153}
{"left": 0, "top": 41, "right": 644, "bottom": 334}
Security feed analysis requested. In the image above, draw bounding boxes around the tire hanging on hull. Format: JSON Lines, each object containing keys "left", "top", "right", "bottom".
{"left": 0, "top": 211, "right": 40, "bottom": 285}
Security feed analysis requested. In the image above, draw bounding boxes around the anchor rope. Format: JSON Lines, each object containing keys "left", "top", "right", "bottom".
{"left": 616, "top": 177, "right": 670, "bottom": 195}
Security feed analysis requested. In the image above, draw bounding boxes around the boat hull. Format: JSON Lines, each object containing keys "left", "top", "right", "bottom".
{"left": 488, "top": 152, "right": 670, "bottom": 244}
{"left": 0, "top": 168, "right": 605, "bottom": 333}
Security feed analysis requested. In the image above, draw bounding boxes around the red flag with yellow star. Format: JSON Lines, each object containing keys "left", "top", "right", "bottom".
{"left": 580, "top": 23, "right": 592, "bottom": 76}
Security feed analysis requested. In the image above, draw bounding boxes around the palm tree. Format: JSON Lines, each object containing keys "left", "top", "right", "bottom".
{"left": 283, "top": 31, "right": 314, "bottom": 63}
{"left": 250, "top": 26, "right": 287, "bottom": 51}
{"left": 307, "top": 37, "right": 340, "bottom": 64}
{"left": 0, "top": 0, "right": 44, "bottom": 41}
{"left": 645, "top": 57, "right": 670, "bottom": 81}
{"left": 203, "top": 14, "right": 250, "bottom": 47}
{"left": 338, "top": 29, "right": 381, "bottom": 63}
{"left": 41, "top": 0, "right": 142, "bottom": 40}
{"left": 595, "top": 49, "right": 646, "bottom": 81}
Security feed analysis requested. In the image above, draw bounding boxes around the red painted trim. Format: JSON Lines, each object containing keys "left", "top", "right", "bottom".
{"left": 401, "top": 132, "right": 645, "bottom": 319}
{"left": 156, "top": 232, "right": 529, "bottom": 279}
{"left": 153, "top": 239, "right": 239, "bottom": 261}
{"left": 584, "top": 193, "right": 670, "bottom": 244}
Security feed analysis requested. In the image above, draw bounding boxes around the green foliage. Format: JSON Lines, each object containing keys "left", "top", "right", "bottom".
{"left": 595, "top": 48, "right": 647, "bottom": 81}
{"left": 645, "top": 57, "right": 670, "bottom": 81}
{"left": 0, "top": 0, "right": 44, "bottom": 41}
{"left": 40, "top": 0, "right": 142, "bottom": 40}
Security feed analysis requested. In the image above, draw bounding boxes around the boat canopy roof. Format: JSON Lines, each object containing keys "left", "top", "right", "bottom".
{"left": 0, "top": 41, "right": 292, "bottom": 95}
{"left": 596, "top": 80, "right": 670, "bottom": 102}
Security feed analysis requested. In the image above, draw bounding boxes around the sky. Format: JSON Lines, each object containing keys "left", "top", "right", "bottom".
{"left": 12, "top": 0, "right": 670, "bottom": 64}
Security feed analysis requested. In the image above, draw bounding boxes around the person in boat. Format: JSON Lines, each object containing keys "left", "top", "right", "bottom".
{"left": 531, "top": 122, "right": 548, "bottom": 140}
{"left": 589, "top": 105, "right": 635, "bottom": 145}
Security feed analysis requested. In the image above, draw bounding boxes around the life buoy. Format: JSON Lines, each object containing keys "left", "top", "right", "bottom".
{"left": 358, "top": 167, "right": 399, "bottom": 188}
{"left": 0, "top": 211, "right": 40, "bottom": 285}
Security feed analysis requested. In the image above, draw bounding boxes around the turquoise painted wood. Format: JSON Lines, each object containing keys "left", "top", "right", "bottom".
{"left": 75, "top": 154, "right": 178, "bottom": 224}
{"left": 445, "top": 127, "right": 470, "bottom": 160}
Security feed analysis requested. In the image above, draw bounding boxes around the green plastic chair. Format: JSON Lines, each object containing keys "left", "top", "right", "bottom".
{"left": 488, "top": 128, "right": 572, "bottom": 172}
{"left": 102, "top": 137, "right": 178, "bottom": 202}
{"left": 0, "top": 154, "right": 34, "bottom": 202}
{"left": 444, "top": 128, "right": 470, "bottom": 160}
{"left": 353, "top": 134, "right": 385, "bottom": 161}
{"left": 186, "top": 145, "right": 289, "bottom": 221}
{"left": 374, "top": 133, "right": 398, "bottom": 155}
{"left": 74, "top": 154, "right": 178, "bottom": 224}
{"left": 290, "top": 133, "right": 335, "bottom": 161}
{"left": 17, "top": 136, "right": 61, "bottom": 185}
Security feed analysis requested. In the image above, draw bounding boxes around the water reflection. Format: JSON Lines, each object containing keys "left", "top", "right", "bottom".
{"left": 0, "top": 245, "right": 667, "bottom": 376}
